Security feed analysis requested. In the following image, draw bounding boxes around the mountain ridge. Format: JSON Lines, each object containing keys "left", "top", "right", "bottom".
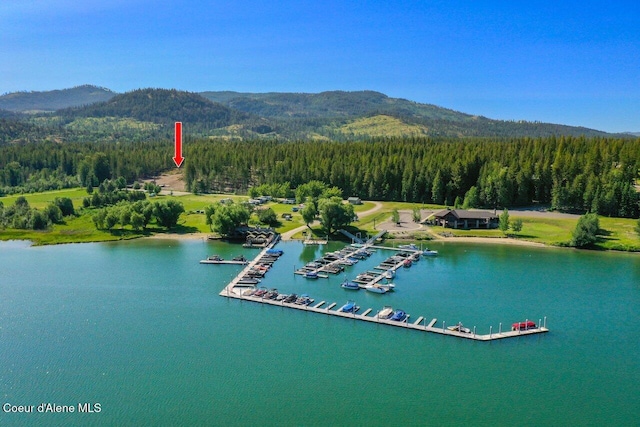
{"left": 0, "top": 85, "right": 116, "bottom": 112}
{"left": 0, "top": 86, "right": 632, "bottom": 140}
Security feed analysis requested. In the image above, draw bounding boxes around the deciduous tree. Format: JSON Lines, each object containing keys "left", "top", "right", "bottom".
{"left": 571, "top": 213, "right": 600, "bottom": 248}
{"left": 499, "top": 208, "right": 510, "bottom": 234}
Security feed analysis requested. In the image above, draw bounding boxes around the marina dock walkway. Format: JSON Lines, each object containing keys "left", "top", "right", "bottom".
{"left": 218, "top": 238, "right": 549, "bottom": 342}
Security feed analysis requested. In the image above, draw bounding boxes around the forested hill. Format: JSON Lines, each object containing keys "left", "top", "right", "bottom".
{"left": 199, "top": 90, "right": 465, "bottom": 120}
{"left": 57, "top": 89, "right": 250, "bottom": 129}
{"left": 0, "top": 86, "right": 629, "bottom": 141}
{"left": 0, "top": 85, "right": 115, "bottom": 112}
{"left": 199, "top": 90, "right": 617, "bottom": 139}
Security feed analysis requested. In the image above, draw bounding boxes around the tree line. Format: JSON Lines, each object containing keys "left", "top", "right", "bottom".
{"left": 0, "top": 196, "right": 75, "bottom": 230}
{"left": 1, "top": 136, "right": 639, "bottom": 217}
{"left": 183, "top": 136, "right": 640, "bottom": 217}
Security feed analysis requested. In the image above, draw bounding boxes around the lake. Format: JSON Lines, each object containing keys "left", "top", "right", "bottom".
{"left": 1, "top": 238, "right": 639, "bottom": 426}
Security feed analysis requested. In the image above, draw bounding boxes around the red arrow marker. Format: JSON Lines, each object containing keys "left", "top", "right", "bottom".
{"left": 173, "top": 122, "right": 184, "bottom": 167}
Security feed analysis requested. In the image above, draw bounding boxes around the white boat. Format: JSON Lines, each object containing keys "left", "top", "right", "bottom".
{"left": 365, "top": 283, "right": 395, "bottom": 294}
{"left": 341, "top": 279, "right": 360, "bottom": 290}
{"left": 422, "top": 249, "right": 438, "bottom": 257}
{"left": 398, "top": 244, "right": 419, "bottom": 250}
{"left": 365, "top": 284, "right": 387, "bottom": 294}
{"left": 447, "top": 322, "right": 472, "bottom": 334}
{"left": 378, "top": 306, "right": 394, "bottom": 319}
{"left": 383, "top": 270, "right": 395, "bottom": 279}
{"left": 241, "top": 287, "right": 257, "bottom": 296}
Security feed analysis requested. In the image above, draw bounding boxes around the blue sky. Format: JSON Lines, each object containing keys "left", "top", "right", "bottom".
{"left": 2, "top": 0, "right": 639, "bottom": 132}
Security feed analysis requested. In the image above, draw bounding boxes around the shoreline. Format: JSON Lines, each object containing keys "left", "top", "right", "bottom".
{"left": 145, "top": 231, "right": 548, "bottom": 248}
{"left": 4, "top": 231, "right": 637, "bottom": 253}
{"left": 431, "top": 236, "right": 547, "bottom": 248}
{"left": 145, "top": 232, "right": 211, "bottom": 241}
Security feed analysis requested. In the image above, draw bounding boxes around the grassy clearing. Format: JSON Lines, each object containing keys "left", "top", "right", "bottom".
{"left": 427, "top": 215, "right": 640, "bottom": 251}
{"left": 338, "top": 115, "right": 428, "bottom": 138}
{"left": 428, "top": 216, "right": 575, "bottom": 245}
{"left": 0, "top": 213, "right": 144, "bottom": 245}
{"left": 2, "top": 189, "right": 639, "bottom": 251}
{"left": 0, "top": 188, "right": 88, "bottom": 209}
{"left": 597, "top": 217, "right": 640, "bottom": 251}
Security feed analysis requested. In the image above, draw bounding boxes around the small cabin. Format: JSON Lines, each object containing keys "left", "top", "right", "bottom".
{"left": 428, "top": 209, "right": 498, "bottom": 229}
{"left": 348, "top": 197, "right": 362, "bottom": 205}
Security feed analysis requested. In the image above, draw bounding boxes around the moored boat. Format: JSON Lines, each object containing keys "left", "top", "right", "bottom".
{"left": 365, "top": 284, "right": 387, "bottom": 294}
{"left": 241, "top": 287, "right": 257, "bottom": 296}
{"left": 264, "top": 288, "right": 279, "bottom": 299}
{"left": 365, "top": 283, "right": 394, "bottom": 294}
{"left": 253, "top": 287, "right": 268, "bottom": 297}
{"left": 398, "top": 244, "right": 419, "bottom": 250}
{"left": 304, "top": 271, "right": 319, "bottom": 279}
{"left": 403, "top": 259, "right": 412, "bottom": 268}
{"left": 294, "top": 294, "right": 314, "bottom": 305}
{"left": 422, "top": 249, "right": 438, "bottom": 257}
{"left": 283, "top": 294, "right": 298, "bottom": 303}
{"left": 390, "top": 309, "right": 407, "bottom": 321}
{"left": 341, "top": 279, "right": 360, "bottom": 290}
{"left": 448, "top": 322, "right": 472, "bottom": 333}
{"left": 378, "top": 306, "right": 394, "bottom": 319}
{"left": 338, "top": 300, "right": 359, "bottom": 313}
{"left": 512, "top": 320, "right": 536, "bottom": 331}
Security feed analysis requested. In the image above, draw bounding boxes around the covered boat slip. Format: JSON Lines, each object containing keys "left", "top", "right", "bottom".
{"left": 218, "top": 239, "right": 549, "bottom": 342}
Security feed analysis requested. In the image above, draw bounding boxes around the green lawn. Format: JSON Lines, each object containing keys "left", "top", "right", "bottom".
{"left": 598, "top": 217, "right": 640, "bottom": 251}
{"left": 0, "top": 212, "right": 145, "bottom": 245}
{"left": 426, "top": 215, "right": 640, "bottom": 251}
{"left": 2, "top": 189, "right": 639, "bottom": 251}
{"left": 0, "top": 188, "right": 88, "bottom": 209}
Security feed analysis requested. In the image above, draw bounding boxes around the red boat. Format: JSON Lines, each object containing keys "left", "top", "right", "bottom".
{"left": 512, "top": 321, "right": 536, "bottom": 331}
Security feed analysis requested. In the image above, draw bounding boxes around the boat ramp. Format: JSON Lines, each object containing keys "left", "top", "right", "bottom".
{"left": 217, "top": 238, "right": 549, "bottom": 342}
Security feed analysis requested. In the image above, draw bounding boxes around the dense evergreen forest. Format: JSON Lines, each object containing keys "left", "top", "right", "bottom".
{"left": 1, "top": 136, "right": 639, "bottom": 218}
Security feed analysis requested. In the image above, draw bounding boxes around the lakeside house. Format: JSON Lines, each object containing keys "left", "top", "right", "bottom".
{"left": 427, "top": 209, "right": 499, "bottom": 229}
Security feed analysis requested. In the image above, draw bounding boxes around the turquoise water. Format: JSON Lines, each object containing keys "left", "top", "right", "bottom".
{"left": 1, "top": 239, "right": 639, "bottom": 426}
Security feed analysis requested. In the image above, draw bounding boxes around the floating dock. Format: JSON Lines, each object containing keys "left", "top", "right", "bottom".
{"left": 200, "top": 259, "right": 248, "bottom": 265}
{"left": 217, "top": 240, "right": 549, "bottom": 341}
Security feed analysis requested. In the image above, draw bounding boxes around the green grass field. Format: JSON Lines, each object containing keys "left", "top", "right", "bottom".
{"left": 2, "top": 189, "right": 639, "bottom": 251}
{"left": 1, "top": 188, "right": 89, "bottom": 209}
